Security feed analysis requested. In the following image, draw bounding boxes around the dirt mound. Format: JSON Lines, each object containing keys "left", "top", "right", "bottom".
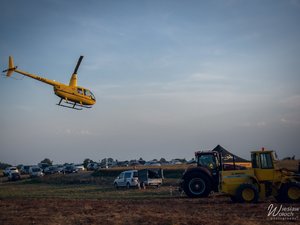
{"left": 274, "top": 159, "right": 300, "bottom": 173}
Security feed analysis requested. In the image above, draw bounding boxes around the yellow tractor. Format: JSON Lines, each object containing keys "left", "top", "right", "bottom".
{"left": 180, "top": 148, "right": 300, "bottom": 203}
{"left": 221, "top": 149, "right": 300, "bottom": 203}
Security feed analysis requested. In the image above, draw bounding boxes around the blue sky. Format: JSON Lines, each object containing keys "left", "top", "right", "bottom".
{"left": 0, "top": 0, "right": 300, "bottom": 165}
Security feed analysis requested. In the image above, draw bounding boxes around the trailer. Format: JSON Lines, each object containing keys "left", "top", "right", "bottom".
{"left": 138, "top": 168, "right": 163, "bottom": 188}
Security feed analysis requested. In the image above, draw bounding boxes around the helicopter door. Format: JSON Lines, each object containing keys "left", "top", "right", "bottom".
{"left": 77, "top": 88, "right": 84, "bottom": 95}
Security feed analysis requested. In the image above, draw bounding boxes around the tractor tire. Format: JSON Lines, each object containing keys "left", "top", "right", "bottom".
{"left": 235, "top": 183, "right": 259, "bottom": 203}
{"left": 183, "top": 174, "right": 212, "bottom": 198}
{"left": 275, "top": 182, "right": 300, "bottom": 203}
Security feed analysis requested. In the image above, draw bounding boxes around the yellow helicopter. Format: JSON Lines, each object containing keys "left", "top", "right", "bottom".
{"left": 2, "top": 56, "right": 96, "bottom": 110}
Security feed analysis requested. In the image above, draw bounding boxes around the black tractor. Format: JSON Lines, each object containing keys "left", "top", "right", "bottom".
{"left": 180, "top": 149, "right": 247, "bottom": 198}
{"left": 180, "top": 151, "right": 222, "bottom": 198}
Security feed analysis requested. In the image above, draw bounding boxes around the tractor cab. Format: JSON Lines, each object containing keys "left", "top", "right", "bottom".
{"left": 195, "top": 151, "right": 222, "bottom": 171}
{"left": 251, "top": 149, "right": 275, "bottom": 169}
{"left": 251, "top": 149, "right": 275, "bottom": 181}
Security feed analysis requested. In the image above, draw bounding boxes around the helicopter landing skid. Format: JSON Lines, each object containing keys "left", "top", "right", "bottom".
{"left": 57, "top": 99, "right": 92, "bottom": 110}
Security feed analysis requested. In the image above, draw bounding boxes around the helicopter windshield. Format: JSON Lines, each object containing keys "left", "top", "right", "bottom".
{"left": 90, "top": 91, "right": 96, "bottom": 100}
{"left": 84, "top": 89, "right": 96, "bottom": 100}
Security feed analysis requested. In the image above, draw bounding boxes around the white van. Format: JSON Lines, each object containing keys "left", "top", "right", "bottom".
{"left": 3, "top": 167, "right": 19, "bottom": 176}
{"left": 29, "top": 166, "right": 44, "bottom": 177}
{"left": 113, "top": 170, "right": 139, "bottom": 188}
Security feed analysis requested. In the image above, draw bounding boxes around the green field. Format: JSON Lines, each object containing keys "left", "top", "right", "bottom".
{"left": 0, "top": 168, "right": 184, "bottom": 200}
{"left": 0, "top": 183, "right": 177, "bottom": 200}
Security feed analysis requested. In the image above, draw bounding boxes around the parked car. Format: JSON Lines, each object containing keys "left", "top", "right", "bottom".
{"left": 3, "top": 167, "right": 19, "bottom": 176}
{"left": 8, "top": 171, "right": 21, "bottom": 181}
{"left": 29, "top": 166, "right": 44, "bottom": 177}
{"left": 55, "top": 165, "right": 64, "bottom": 173}
{"left": 20, "top": 165, "right": 31, "bottom": 174}
{"left": 38, "top": 163, "right": 50, "bottom": 172}
{"left": 75, "top": 164, "right": 85, "bottom": 171}
{"left": 129, "top": 160, "right": 141, "bottom": 166}
{"left": 171, "top": 160, "right": 183, "bottom": 165}
{"left": 144, "top": 161, "right": 161, "bottom": 167}
{"left": 62, "top": 165, "right": 78, "bottom": 174}
{"left": 114, "top": 170, "right": 139, "bottom": 188}
{"left": 87, "top": 162, "right": 99, "bottom": 171}
{"left": 187, "top": 159, "right": 196, "bottom": 164}
{"left": 117, "top": 161, "right": 129, "bottom": 167}
{"left": 44, "top": 166, "right": 61, "bottom": 175}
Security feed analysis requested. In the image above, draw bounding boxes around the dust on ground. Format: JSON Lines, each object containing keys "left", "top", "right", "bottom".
{"left": 1, "top": 196, "right": 299, "bottom": 225}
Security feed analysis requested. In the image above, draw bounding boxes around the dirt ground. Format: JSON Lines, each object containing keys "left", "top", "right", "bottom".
{"left": 0, "top": 171, "right": 299, "bottom": 225}
{"left": 1, "top": 196, "right": 299, "bottom": 225}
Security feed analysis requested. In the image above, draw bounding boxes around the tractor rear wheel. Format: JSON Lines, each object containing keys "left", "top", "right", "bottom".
{"left": 275, "top": 182, "right": 300, "bottom": 203}
{"left": 235, "top": 183, "right": 259, "bottom": 203}
{"left": 183, "top": 174, "right": 212, "bottom": 198}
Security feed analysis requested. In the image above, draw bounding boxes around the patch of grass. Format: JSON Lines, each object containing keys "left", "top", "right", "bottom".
{"left": 0, "top": 182, "right": 176, "bottom": 200}
{"left": 21, "top": 178, "right": 43, "bottom": 184}
{"left": 0, "top": 170, "right": 177, "bottom": 199}
{"left": 0, "top": 170, "right": 182, "bottom": 200}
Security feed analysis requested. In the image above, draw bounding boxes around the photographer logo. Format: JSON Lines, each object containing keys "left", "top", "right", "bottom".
{"left": 267, "top": 204, "right": 299, "bottom": 221}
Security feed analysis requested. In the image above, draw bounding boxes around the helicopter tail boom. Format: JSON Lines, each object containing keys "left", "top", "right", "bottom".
{"left": 2, "top": 56, "right": 17, "bottom": 77}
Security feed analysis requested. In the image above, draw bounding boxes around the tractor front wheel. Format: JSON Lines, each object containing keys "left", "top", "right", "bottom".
{"left": 235, "top": 183, "right": 259, "bottom": 203}
{"left": 183, "top": 174, "right": 212, "bottom": 198}
{"left": 275, "top": 182, "right": 300, "bottom": 203}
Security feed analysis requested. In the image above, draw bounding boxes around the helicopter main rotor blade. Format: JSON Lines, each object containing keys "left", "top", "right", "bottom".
{"left": 73, "top": 56, "right": 84, "bottom": 74}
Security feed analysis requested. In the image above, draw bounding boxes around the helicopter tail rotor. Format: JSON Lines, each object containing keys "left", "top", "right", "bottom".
{"left": 2, "top": 56, "right": 17, "bottom": 77}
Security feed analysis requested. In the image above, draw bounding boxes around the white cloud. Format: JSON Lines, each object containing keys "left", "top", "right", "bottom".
{"left": 279, "top": 95, "right": 300, "bottom": 109}
{"left": 239, "top": 121, "right": 267, "bottom": 128}
{"left": 186, "top": 73, "right": 228, "bottom": 83}
{"left": 280, "top": 117, "right": 300, "bottom": 126}
{"left": 58, "top": 128, "right": 96, "bottom": 136}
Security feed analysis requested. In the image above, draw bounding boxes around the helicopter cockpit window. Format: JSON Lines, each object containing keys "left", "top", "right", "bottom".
{"left": 77, "top": 88, "right": 83, "bottom": 95}
{"left": 84, "top": 89, "right": 90, "bottom": 96}
{"left": 84, "top": 89, "right": 96, "bottom": 100}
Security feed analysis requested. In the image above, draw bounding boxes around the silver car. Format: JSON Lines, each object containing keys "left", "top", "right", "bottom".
{"left": 113, "top": 170, "right": 139, "bottom": 188}
{"left": 29, "top": 166, "right": 44, "bottom": 177}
